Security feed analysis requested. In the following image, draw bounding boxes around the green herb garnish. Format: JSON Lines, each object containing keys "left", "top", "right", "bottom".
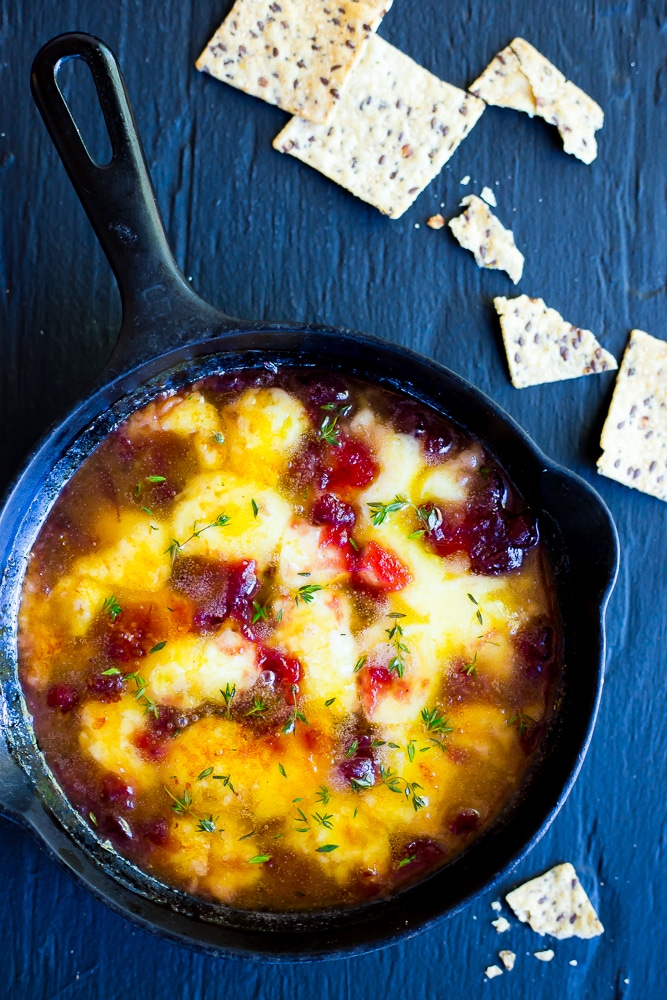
{"left": 149, "top": 641, "right": 167, "bottom": 654}
{"left": 102, "top": 595, "right": 122, "bottom": 621}
{"left": 294, "top": 583, "right": 325, "bottom": 606}
{"left": 386, "top": 612, "right": 409, "bottom": 678}
{"left": 315, "top": 844, "right": 338, "bottom": 853}
{"left": 317, "top": 402, "right": 352, "bottom": 447}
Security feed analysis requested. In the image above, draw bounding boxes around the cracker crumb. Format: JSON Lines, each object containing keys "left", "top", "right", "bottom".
{"left": 485, "top": 965, "right": 503, "bottom": 980}
{"left": 499, "top": 950, "right": 516, "bottom": 971}
{"left": 460, "top": 174, "right": 471, "bottom": 185}
{"left": 534, "top": 949, "right": 555, "bottom": 962}
{"left": 569, "top": 960, "right": 578, "bottom": 967}
{"left": 480, "top": 185, "right": 497, "bottom": 207}
{"left": 492, "top": 916, "right": 511, "bottom": 933}
{"left": 491, "top": 900, "right": 502, "bottom": 912}
{"left": 427, "top": 214, "right": 446, "bottom": 229}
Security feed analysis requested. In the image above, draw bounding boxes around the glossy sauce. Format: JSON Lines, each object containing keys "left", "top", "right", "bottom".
{"left": 18, "top": 369, "right": 559, "bottom": 911}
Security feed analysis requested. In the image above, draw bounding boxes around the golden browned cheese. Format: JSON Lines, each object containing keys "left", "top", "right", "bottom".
{"left": 18, "top": 371, "right": 558, "bottom": 910}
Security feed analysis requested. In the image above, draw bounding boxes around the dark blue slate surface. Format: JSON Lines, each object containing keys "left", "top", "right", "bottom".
{"left": 1, "top": 1, "right": 665, "bottom": 996}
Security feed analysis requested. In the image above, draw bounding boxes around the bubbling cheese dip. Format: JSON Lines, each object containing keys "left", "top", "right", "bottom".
{"left": 18, "top": 369, "right": 559, "bottom": 911}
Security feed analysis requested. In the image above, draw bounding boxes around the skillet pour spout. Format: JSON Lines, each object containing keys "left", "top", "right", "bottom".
{"left": 0, "top": 31, "right": 619, "bottom": 961}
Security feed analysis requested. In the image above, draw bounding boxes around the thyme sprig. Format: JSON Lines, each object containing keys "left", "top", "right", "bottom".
{"left": 102, "top": 667, "right": 158, "bottom": 717}
{"left": 467, "top": 592, "right": 484, "bottom": 627}
{"left": 367, "top": 494, "right": 442, "bottom": 539}
{"left": 246, "top": 696, "right": 268, "bottom": 718}
{"left": 294, "top": 583, "right": 325, "bottom": 606}
{"left": 421, "top": 707, "right": 454, "bottom": 736}
{"left": 165, "top": 513, "right": 231, "bottom": 563}
{"left": 163, "top": 785, "right": 224, "bottom": 837}
{"left": 252, "top": 601, "right": 270, "bottom": 623}
{"left": 312, "top": 812, "right": 334, "bottom": 830}
{"left": 386, "top": 612, "right": 409, "bottom": 678}
{"left": 507, "top": 709, "right": 536, "bottom": 737}
{"left": 379, "top": 766, "right": 426, "bottom": 812}
{"left": 102, "top": 595, "right": 122, "bottom": 621}
{"left": 220, "top": 683, "right": 236, "bottom": 716}
{"left": 317, "top": 402, "right": 352, "bottom": 447}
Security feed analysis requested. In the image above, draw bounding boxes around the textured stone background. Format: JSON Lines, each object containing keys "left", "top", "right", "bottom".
{"left": 1, "top": 0, "right": 666, "bottom": 995}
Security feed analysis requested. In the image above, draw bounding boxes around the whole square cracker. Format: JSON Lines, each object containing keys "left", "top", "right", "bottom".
{"left": 196, "top": 0, "right": 393, "bottom": 125}
{"left": 597, "top": 328, "right": 667, "bottom": 502}
{"left": 470, "top": 38, "right": 603, "bottom": 164}
{"left": 449, "top": 194, "right": 524, "bottom": 284}
{"left": 273, "top": 34, "right": 485, "bottom": 219}
{"left": 494, "top": 295, "right": 617, "bottom": 388}
{"left": 505, "top": 862, "right": 604, "bottom": 940}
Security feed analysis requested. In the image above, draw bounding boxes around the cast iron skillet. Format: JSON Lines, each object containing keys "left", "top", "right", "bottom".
{"left": 0, "top": 32, "right": 618, "bottom": 962}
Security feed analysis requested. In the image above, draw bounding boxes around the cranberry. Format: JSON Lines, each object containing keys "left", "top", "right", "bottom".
{"left": 257, "top": 644, "right": 302, "bottom": 690}
{"left": 359, "top": 665, "right": 393, "bottom": 716}
{"left": 517, "top": 623, "right": 556, "bottom": 677}
{"left": 171, "top": 557, "right": 259, "bottom": 630}
{"left": 448, "top": 808, "right": 480, "bottom": 836}
{"left": 426, "top": 470, "right": 539, "bottom": 576}
{"left": 427, "top": 506, "right": 466, "bottom": 558}
{"left": 101, "top": 605, "right": 155, "bottom": 662}
{"left": 202, "top": 368, "right": 272, "bottom": 395}
{"left": 46, "top": 684, "right": 80, "bottom": 713}
{"left": 297, "top": 374, "right": 350, "bottom": 417}
{"left": 327, "top": 436, "right": 378, "bottom": 491}
{"left": 140, "top": 816, "right": 169, "bottom": 847}
{"left": 288, "top": 439, "right": 329, "bottom": 491}
{"left": 390, "top": 400, "right": 457, "bottom": 459}
{"left": 86, "top": 670, "right": 123, "bottom": 702}
{"left": 134, "top": 705, "right": 187, "bottom": 761}
{"left": 312, "top": 493, "right": 356, "bottom": 530}
{"left": 394, "top": 839, "right": 446, "bottom": 883}
{"left": 226, "top": 560, "right": 260, "bottom": 623}
{"left": 100, "top": 775, "right": 135, "bottom": 811}
{"left": 338, "top": 734, "right": 377, "bottom": 786}
{"left": 356, "top": 541, "right": 412, "bottom": 592}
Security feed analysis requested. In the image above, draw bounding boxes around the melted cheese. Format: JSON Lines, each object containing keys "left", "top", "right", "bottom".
{"left": 145, "top": 629, "right": 260, "bottom": 710}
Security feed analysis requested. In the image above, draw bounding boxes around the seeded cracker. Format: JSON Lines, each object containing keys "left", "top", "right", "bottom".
{"left": 597, "top": 329, "right": 667, "bottom": 502}
{"left": 494, "top": 294, "right": 617, "bottom": 389}
{"left": 196, "top": 0, "right": 393, "bottom": 125}
{"left": 505, "top": 862, "right": 604, "bottom": 940}
{"left": 470, "top": 38, "right": 604, "bottom": 164}
{"left": 449, "top": 195, "right": 524, "bottom": 284}
{"left": 273, "top": 35, "right": 485, "bottom": 219}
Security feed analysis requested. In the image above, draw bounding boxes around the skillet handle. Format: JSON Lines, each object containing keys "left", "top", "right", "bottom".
{"left": 30, "top": 32, "right": 226, "bottom": 369}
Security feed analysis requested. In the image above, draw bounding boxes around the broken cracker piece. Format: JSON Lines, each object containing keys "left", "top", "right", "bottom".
{"left": 505, "top": 862, "right": 604, "bottom": 940}
{"left": 469, "top": 43, "right": 537, "bottom": 115}
{"left": 597, "top": 329, "right": 667, "bottom": 502}
{"left": 499, "top": 950, "right": 516, "bottom": 971}
{"left": 449, "top": 195, "right": 524, "bottom": 284}
{"left": 427, "top": 213, "right": 446, "bottom": 229}
{"left": 494, "top": 294, "right": 617, "bottom": 388}
{"left": 470, "top": 38, "right": 603, "bottom": 164}
{"left": 273, "top": 35, "right": 485, "bottom": 219}
{"left": 196, "top": 0, "right": 393, "bottom": 125}
{"left": 534, "top": 949, "right": 555, "bottom": 962}
{"left": 485, "top": 965, "right": 503, "bottom": 980}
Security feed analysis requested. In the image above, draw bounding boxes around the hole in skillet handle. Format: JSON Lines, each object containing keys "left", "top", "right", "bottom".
{"left": 55, "top": 54, "right": 113, "bottom": 167}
